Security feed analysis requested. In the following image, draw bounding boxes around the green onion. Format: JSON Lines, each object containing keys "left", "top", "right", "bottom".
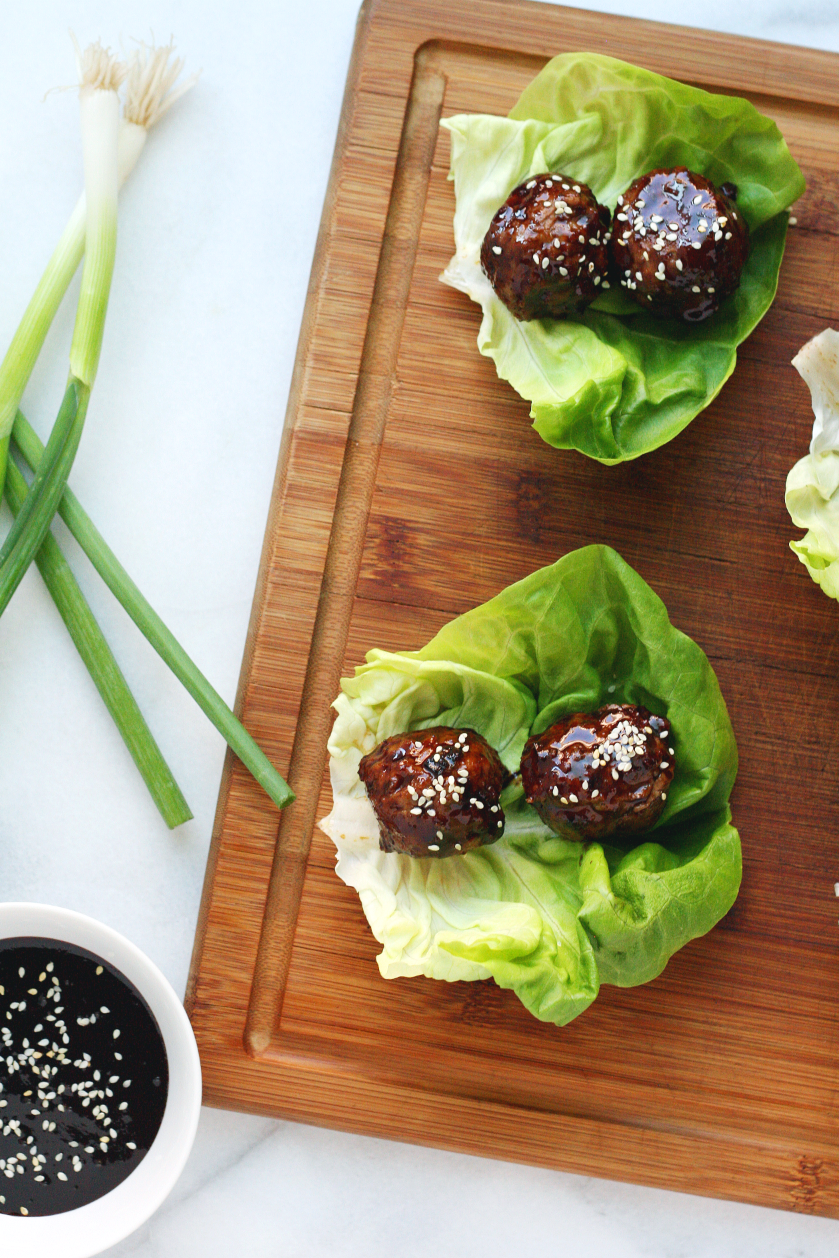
{"left": 0, "top": 42, "right": 197, "bottom": 498}
{"left": 12, "top": 410, "right": 295, "bottom": 811}
{"left": 1, "top": 41, "right": 292, "bottom": 815}
{"left": 3, "top": 453, "right": 192, "bottom": 828}
{"left": 0, "top": 43, "right": 124, "bottom": 617}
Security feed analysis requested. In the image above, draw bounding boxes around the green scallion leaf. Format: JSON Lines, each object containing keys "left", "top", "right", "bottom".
{"left": 12, "top": 410, "right": 295, "bottom": 812}
{"left": 3, "top": 453, "right": 193, "bottom": 828}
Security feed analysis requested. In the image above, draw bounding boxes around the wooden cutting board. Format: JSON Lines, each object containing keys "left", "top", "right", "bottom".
{"left": 185, "top": 0, "right": 839, "bottom": 1215}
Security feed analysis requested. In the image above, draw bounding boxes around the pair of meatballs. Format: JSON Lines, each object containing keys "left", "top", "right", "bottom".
{"left": 358, "top": 704, "right": 674, "bottom": 859}
{"left": 480, "top": 167, "right": 749, "bottom": 324}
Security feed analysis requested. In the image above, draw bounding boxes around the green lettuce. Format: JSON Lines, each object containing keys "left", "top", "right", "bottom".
{"left": 441, "top": 52, "right": 805, "bottom": 464}
{"left": 786, "top": 330, "right": 839, "bottom": 598}
{"left": 321, "top": 546, "right": 740, "bottom": 1026}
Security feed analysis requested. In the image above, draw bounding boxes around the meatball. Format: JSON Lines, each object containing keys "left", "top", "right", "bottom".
{"left": 480, "top": 173, "right": 611, "bottom": 321}
{"left": 358, "top": 726, "right": 506, "bottom": 858}
{"left": 520, "top": 704, "right": 674, "bottom": 841}
{"left": 610, "top": 168, "right": 749, "bottom": 322}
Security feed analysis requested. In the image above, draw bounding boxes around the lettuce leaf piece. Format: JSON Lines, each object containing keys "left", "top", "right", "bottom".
{"left": 441, "top": 52, "right": 805, "bottom": 464}
{"left": 321, "top": 546, "right": 741, "bottom": 1026}
{"left": 786, "top": 330, "right": 839, "bottom": 599}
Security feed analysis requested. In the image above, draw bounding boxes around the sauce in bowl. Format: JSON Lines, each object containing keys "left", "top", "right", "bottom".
{"left": 0, "top": 938, "right": 168, "bottom": 1217}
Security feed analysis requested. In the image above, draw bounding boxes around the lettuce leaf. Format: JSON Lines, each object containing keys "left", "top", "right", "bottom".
{"left": 786, "top": 330, "right": 839, "bottom": 598}
{"left": 441, "top": 52, "right": 805, "bottom": 464}
{"left": 321, "top": 546, "right": 740, "bottom": 1026}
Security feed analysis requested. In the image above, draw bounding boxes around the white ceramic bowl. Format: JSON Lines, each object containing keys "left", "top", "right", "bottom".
{"left": 0, "top": 903, "right": 202, "bottom": 1258}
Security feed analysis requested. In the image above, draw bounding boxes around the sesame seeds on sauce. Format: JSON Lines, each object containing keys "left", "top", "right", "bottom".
{"left": 0, "top": 939, "right": 168, "bottom": 1217}
{"left": 480, "top": 173, "right": 612, "bottom": 320}
{"left": 520, "top": 705, "right": 675, "bottom": 842}
{"left": 611, "top": 168, "right": 748, "bottom": 321}
{"left": 358, "top": 727, "right": 506, "bottom": 858}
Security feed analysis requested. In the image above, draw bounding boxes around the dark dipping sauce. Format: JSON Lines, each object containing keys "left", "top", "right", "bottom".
{"left": 0, "top": 938, "right": 168, "bottom": 1217}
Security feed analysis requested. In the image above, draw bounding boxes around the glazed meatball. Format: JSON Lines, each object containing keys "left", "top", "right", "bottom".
{"left": 520, "top": 704, "right": 674, "bottom": 842}
{"left": 480, "top": 173, "right": 611, "bottom": 321}
{"left": 610, "top": 168, "right": 749, "bottom": 321}
{"left": 358, "top": 726, "right": 506, "bottom": 858}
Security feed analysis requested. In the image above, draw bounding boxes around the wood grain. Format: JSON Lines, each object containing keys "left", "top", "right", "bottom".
{"left": 186, "top": 0, "right": 839, "bottom": 1215}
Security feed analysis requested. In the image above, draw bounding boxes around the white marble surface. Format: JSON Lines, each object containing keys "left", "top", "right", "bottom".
{"left": 0, "top": 0, "right": 837, "bottom": 1254}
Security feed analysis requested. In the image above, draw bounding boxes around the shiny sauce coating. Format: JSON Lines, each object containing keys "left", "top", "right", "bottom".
{"left": 611, "top": 168, "right": 749, "bottom": 321}
{"left": 520, "top": 704, "right": 674, "bottom": 841}
{"left": 480, "top": 173, "right": 611, "bottom": 320}
{"left": 358, "top": 726, "right": 505, "bottom": 857}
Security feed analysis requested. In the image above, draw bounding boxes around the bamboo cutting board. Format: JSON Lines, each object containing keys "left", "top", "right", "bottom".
{"left": 186, "top": 0, "right": 839, "bottom": 1215}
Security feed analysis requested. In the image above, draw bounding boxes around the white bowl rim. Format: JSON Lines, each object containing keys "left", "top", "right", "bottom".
{"left": 0, "top": 902, "right": 202, "bottom": 1258}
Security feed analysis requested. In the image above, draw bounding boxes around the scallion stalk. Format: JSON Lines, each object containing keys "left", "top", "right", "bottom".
{"left": 3, "top": 453, "right": 192, "bottom": 828}
{"left": 11, "top": 409, "right": 295, "bottom": 811}
{"left": 0, "top": 43, "right": 123, "bottom": 615}
{"left": 0, "top": 42, "right": 197, "bottom": 497}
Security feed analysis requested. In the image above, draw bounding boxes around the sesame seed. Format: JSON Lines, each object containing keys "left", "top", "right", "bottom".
{"left": 559, "top": 267, "right": 568, "bottom": 277}
{"left": 591, "top": 790, "right": 599, "bottom": 799}
{"left": 409, "top": 808, "right": 422, "bottom": 815}
{"left": 492, "top": 245, "right": 502, "bottom": 255}
{"left": 532, "top": 253, "right": 540, "bottom": 266}
{"left": 560, "top": 797, "right": 569, "bottom": 806}
{"left": 693, "top": 194, "right": 702, "bottom": 204}
{"left": 660, "top": 761, "right": 669, "bottom": 769}
{"left": 455, "top": 844, "right": 462, "bottom": 851}
{"left": 692, "top": 241, "right": 702, "bottom": 250}
{"left": 428, "top": 845, "right": 440, "bottom": 852}
{"left": 692, "top": 285, "right": 701, "bottom": 293}
{"left": 542, "top": 257, "right": 550, "bottom": 269}
{"left": 526, "top": 180, "right": 536, "bottom": 189}
{"left": 789, "top": 216, "right": 798, "bottom": 226}
{"left": 569, "top": 794, "right": 578, "bottom": 804}
{"left": 661, "top": 793, "right": 667, "bottom": 801}
{"left": 612, "top": 768, "right": 619, "bottom": 780}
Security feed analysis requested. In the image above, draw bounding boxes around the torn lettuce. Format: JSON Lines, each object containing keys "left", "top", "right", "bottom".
{"left": 321, "top": 546, "right": 740, "bottom": 1026}
{"left": 786, "top": 329, "right": 839, "bottom": 600}
{"left": 441, "top": 52, "right": 804, "bottom": 464}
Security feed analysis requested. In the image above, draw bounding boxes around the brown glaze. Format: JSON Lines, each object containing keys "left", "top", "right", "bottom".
{"left": 358, "top": 726, "right": 505, "bottom": 858}
{"left": 610, "top": 168, "right": 749, "bottom": 321}
{"left": 520, "top": 704, "right": 674, "bottom": 841}
{"left": 480, "top": 173, "right": 611, "bottom": 320}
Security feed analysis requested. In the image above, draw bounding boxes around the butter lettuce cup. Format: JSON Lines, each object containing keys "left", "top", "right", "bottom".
{"left": 321, "top": 545, "right": 741, "bottom": 1027}
{"left": 441, "top": 52, "right": 805, "bottom": 463}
